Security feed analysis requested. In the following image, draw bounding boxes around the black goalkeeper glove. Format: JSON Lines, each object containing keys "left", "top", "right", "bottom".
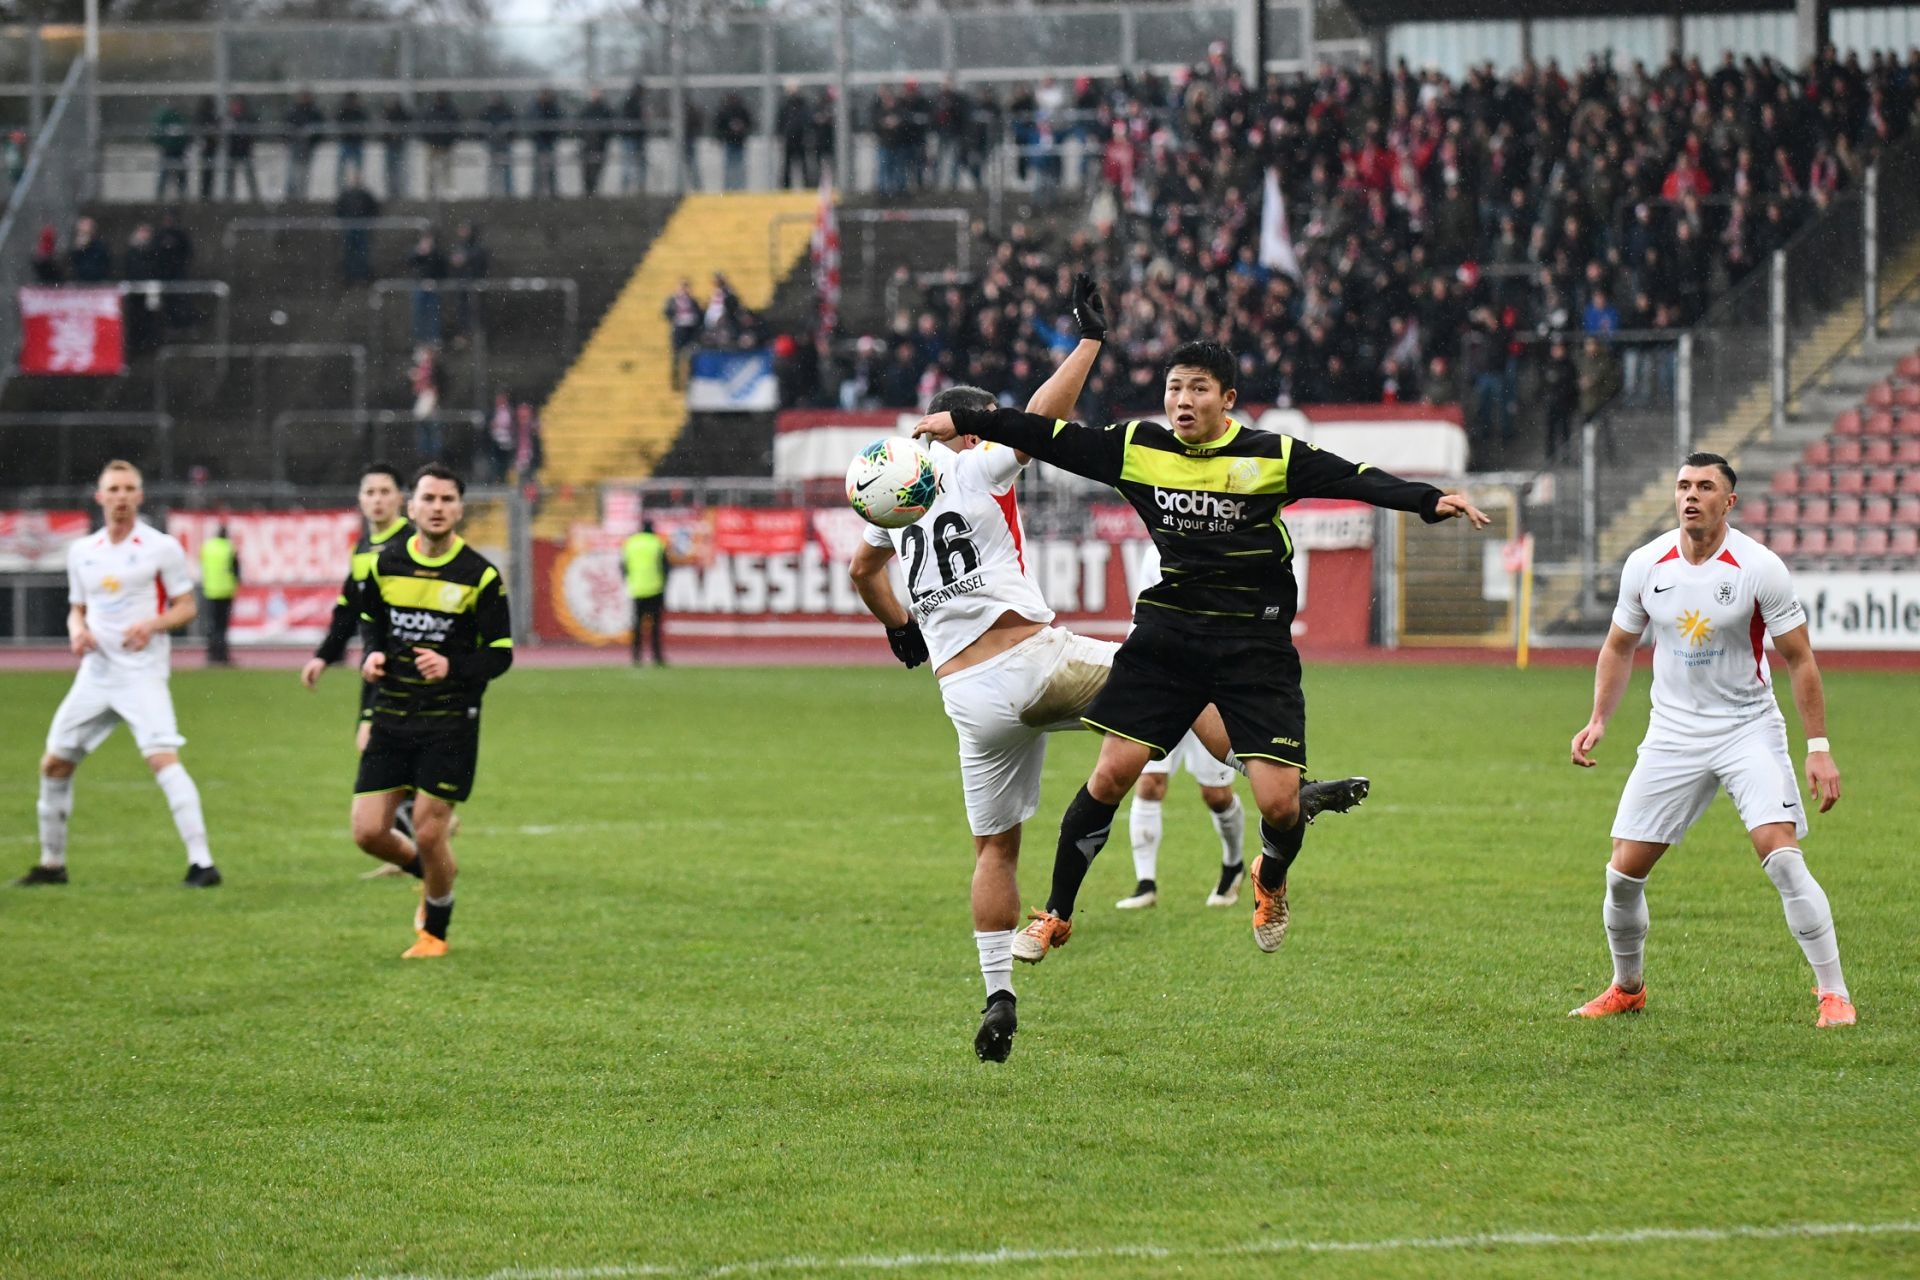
{"left": 1069, "top": 272, "right": 1107, "bottom": 341}
{"left": 886, "top": 621, "right": 930, "bottom": 669}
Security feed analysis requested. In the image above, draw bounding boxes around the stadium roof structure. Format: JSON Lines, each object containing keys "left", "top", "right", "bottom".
{"left": 1343, "top": 0, "right": 1826, "bottom": 25}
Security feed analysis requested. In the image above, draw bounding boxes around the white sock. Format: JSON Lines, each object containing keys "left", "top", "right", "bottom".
{"left": 1604, "top": 865, "right": 1649, "bottom": 991}
{"left": 1762, "top": 848, "right": 1848, "bottom": 999}
{"left": 974, "top": 929, "right": 1014, "bottom": 1000}
{"left": 154, "top": 763, "right": 214, "bottom": 869}
{"left": 1128, "top": 797, "right": 1162, "bottom": 883}
{"left": 37, "top": 774, "right": 73, "bottom": 869}
{"left": 1212, "top": 795, "right": 1245, "bottom": 868}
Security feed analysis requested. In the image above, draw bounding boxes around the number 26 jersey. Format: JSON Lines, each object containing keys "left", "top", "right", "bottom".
{"left": 861, "top": 440, "right": 1054, "bottom": 669}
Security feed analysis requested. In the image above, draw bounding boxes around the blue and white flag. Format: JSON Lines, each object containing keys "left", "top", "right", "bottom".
{"left": 687, "top": 349, "right": 779, "bottom": 412}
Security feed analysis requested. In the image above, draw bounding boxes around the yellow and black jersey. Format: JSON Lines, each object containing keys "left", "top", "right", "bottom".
{"left": 360, "top": 533, "right": 513, "bottom": 726}
{"left": 950, "top": 407, "right": 1447, "bottom": 633}
{"left": 312, "top": 516, "right": 414, "bottom": 664}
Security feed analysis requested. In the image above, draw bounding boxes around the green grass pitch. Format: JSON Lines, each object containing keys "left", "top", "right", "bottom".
{"left": 1, "top": 662, "right": 1916, "bottom": 1279}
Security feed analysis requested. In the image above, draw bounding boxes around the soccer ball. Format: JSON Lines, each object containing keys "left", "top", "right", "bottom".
{"left": 846, "top": 437, "right": 939, "bottom": 529}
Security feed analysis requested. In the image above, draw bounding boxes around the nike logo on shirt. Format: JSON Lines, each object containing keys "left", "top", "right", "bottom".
{"left": 1652, "top": 585, "right": 1674, "bottom": 593}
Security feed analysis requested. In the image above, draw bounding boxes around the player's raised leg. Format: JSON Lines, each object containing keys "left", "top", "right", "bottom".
{"left": 1014, "top": 731, "right": 1154, "bottom": 963}
{"left": 351, "top": 788, "right": 423, "bottom": 878}
{"left": 404, "top": 795, "right": 458, "bottom": 958}
{"left": 1245, "top": 760, "right": 1304, "bottom": 952}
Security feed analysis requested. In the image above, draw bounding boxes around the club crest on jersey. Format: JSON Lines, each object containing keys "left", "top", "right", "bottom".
{"left": 1225, "top": 457, "right": 1261, "bottom": 494}
{"left": 439, "top": 583, "right": 465, "bottom": 608}
{"left": 1716, "top": 582, "right": 1735, "bottom": 604}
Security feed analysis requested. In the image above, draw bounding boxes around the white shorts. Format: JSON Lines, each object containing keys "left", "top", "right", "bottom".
{"left": 1140, "top": 729, "right": 1235, "bottom": 788}
{"left": 45, "top": 669, "right": 185, "bottom": 760}
{"left": 1611, "top": 713, "right": 1806, "bottom": 846}
{"left": 938, "top": 626, "right": 1120, "bottom": 837}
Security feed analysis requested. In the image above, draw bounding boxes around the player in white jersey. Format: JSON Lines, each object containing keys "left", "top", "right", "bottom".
{"left": 1569, "top": 453, "right": 1853, "bottom": 1027}
{"left": 1115, "top": 541, "right": 1250, "bottom": 910}
{"left": 14, "top": 460, "right": 223, "bottom": 889}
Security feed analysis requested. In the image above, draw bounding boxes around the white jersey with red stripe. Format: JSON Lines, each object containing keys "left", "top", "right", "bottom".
{"left": 1612, "top": 524, "right": 1808, "bottom": 742}
{"left": 67, "top": 520, "right": 194, "bottom": 681}
{"left": 862, "top": 439, "right": 1053, "bottom": 668}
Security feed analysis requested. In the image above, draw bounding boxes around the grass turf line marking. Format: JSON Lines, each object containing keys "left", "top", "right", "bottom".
{"left": 342, "top": 1219, "right": 1920, "bottom": 1279}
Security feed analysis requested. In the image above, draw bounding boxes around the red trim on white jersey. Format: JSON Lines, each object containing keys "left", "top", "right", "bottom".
{"left": 1718, "top": 548, "right": 1741, "bottom": 567}
{"left": 993, "top": 487, "right": 1026, "bottom": 575}
{"left": 1749, "top": 601, "right": 1766, "bottom": 685}
{"left": 1655, "top": 545, "right": 1681, "bottom": 564}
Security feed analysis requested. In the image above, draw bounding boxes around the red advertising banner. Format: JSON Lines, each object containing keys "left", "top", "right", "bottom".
{"left": 167, "top": 509, "right": 362, "bottom": 644}
{"left": 0, "top": 510, "right": 90, "bottom": 571}
{"left": 534, "top": 500, "right": 1375, "bottom": 655}
{"left": 18, "top": 288, "right": 125, "bottom": 376}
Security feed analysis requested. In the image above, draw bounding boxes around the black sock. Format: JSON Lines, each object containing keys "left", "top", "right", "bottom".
{"left": 400, "top": 854, "right": 424, "bottom": 879}
{"left": 1257, "top": 818, "right": 1306, "bottom": 890}
{"left": 423, "top": 896, "right": 454, "bottom": 940}
{"left": 986, "top": 990, "right": 1015, "bottom": 1008}
{"left": 1046, "top": 785, "right": 1118, "bottom": 920}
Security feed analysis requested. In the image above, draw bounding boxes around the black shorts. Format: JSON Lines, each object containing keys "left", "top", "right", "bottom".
{"left": 1081, "top": 618, "right": 1307, "bottom": 771}
{"left": 354, "top": 716, "right": 481, "bottom": 804}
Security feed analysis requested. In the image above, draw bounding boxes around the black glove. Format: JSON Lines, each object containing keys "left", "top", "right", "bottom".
{"left": 886, "top": 621, "right": 930, "bottom": 669}
{"left": 1069, "top": 272, "right": 1107, "bottom": 341}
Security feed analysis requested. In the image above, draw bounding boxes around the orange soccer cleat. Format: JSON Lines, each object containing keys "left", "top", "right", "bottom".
{"left": 1815, "top": 989, "right": 1857, "bottom": 1028}
{"left": 1010, "top": 909, "right": 1072, "bottom": 964}
{"left": 1569, "top": 983, "right": 1647, "bottom": 1018}
{"left": 401, "top": 931, "right": 448, "bottom": 959}
{"left": 1249, "top": 854, "right": 1290, "bottom": 953}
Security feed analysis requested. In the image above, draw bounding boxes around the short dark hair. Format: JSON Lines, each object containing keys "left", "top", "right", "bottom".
{"left": 361, "top": 462, "right": 404, "bottom": 488}
{"left": 928, "top": 384, "right": 998, "bottom": 415}
{"left": 1164, "top": 340, "right": 1237, "bottom": 392}
{"left": 412, "top": 462, "right": 465, "bottom": 496}
{"left": 1682, "top": 451, "right": 1737, "bottom": 490}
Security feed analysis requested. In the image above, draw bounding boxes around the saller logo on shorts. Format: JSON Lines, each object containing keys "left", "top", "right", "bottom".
{"left": 1154, "top": 488, "right": 1248, "bottom": 520}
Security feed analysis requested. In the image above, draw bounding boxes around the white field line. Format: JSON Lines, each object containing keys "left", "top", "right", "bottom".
{"left": 339, "top": 1218, "right": 1920, "bottom": 1280}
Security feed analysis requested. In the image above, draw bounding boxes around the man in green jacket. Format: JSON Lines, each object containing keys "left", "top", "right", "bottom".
{"left": 623, "top": 521, "right": 669, "bottom": 667}
{"left": 199, "top": 524, "right": 239, "bottom": 666}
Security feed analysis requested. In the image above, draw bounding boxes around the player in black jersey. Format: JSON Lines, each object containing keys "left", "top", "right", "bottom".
{"left": 299, "top": 462, "right": 423, "bottom": 875}
{"left": 916, "top": 340, "right": 1489, "bottom": 960}
{"left": 350, "top": 463, "right": 513, "bottom": 958}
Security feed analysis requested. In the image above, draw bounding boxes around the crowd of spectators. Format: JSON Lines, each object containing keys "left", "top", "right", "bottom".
{"left": 794, "top": 44, "right": 1918, "bottom": 463}
{"left": 28, "top": 213, "right": 197, "bottom": 352}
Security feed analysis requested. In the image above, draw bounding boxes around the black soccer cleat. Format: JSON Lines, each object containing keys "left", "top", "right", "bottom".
{"left": 1300, "top": 776, "right": 1370, "bottom": 824}
{"left": 12, "top": 864, "right": 69, "bottom": 886}
{"left": 182, "top": 864, "right": 223, "bottom": 888}
{"left": 975, "top": 993, "right": 1017, "bottom": 1064}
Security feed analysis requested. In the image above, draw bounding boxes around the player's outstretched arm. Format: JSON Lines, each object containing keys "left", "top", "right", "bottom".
{"left": 1572, "top": 624, "right": 1641, "bottom": 767}
{"left": 914, "top": 406, "right": 1125, "bottom": 485}
{"left": 1772, "top": 625, "right": 1840, "bottom": 812}
{"left": 1022, "top": 273, "right": 1108, "bottom": 440}
{"left": 849, "top": 542, "right": 928, "bottom": 669}
{"left": 1288, "top": 445, "right": 1492, "bottom": 528}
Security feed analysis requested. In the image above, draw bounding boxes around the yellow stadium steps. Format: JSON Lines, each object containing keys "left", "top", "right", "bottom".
{"left": 536, "top": 191, "right": 820, "bottom": 536}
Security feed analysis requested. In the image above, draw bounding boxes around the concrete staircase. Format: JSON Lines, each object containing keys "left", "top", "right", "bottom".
{"left": 537, "top": 190, "right": 819, "bottom": 533}
{"left": 1538, "top": 239, "right": 1920, "bottom": 630}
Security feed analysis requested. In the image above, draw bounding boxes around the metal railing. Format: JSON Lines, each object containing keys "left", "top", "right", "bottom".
{"left": 153, "top": 341, "right": 368, "bottom": 422}
{"left": 268, "top": 408, "right": 486, "bottom": 485}
{"left": 219, "top": 214, "right": 431, "bottom": 253}
{"left": 0, "top": 60, "right": 91, "bottom": 398}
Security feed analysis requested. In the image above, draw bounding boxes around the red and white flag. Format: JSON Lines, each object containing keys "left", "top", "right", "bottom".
{"left": 811, "top": 175, "right": 840, "bottom": 342}
{"left": 19, "top": 287, "right": 124, "bottom": 376}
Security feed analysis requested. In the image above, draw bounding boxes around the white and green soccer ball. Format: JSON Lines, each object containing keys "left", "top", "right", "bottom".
{"left": 846, "top": 437, "right": 940, "bottom": 529}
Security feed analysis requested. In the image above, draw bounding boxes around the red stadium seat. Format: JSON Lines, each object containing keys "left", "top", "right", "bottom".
{"left": 1898, "top": 354, "right": 1920, "bottom": 381}
{"left": 1741, "top": 497, "right": 1769, "bottom": 526}
{"left": 1892, "top": 527, "right": 1920, "bottom": 557}
{"left": 1772, "top": 468, "right": 1802, "bottom": 495}
{"left": 1862, "top": 496, "right": 1894, "bottom": 525}
{"left": 1897, "top": 440, "right": 1920, "bottom": 467}
{"left": 1866, "top": 381, "right": 1896, "bottom": 407}
{"left": 1867, "top": 469, "right": 1899, "bottom": 496}
{"left": 1831, "top": 439, "right": 1862, "bottom": 466}
{"left": 1834, "top": 468, "right": 1866, "bottom": 495}
{"left": 1859, "top": 527, "right": 1890, "bottom": 558}
{"left": 1902, "top": 470, "right": 1920, "bottom": 495}
{"left": 1830, "top": 495, "right": 1861, "bottom": 525}
{"left": 1833, "top": 410, "right": 1863, "bottom": 436}
{"left": 1770, "top": 527, "right": 1800, "bottom": 556}
{"left": 1829, "top": 527, "right": 1859, "bottom": 558}
{"left": 1800, "top": 528, "right": 1830, "bottom": 557}
{"left": 1898, "top": 412, "right": 1920, "bottom": 438}
{"left": 1863, "top": 438, "right": 1894, "bottom": 467}
{"left": 1895, "top": 383, "right": 1920, "bottom": 409}
{"left": 1805, "top": 439, "right": 1834, "bottom": 466}
{"left": 1897, "top": 496, "right": 1920, "bottom": 525}
{"left": 1801, "top": 468, "right": 1833, "bottom": 494}
{"left": 1799, "top": 496, "right": 1832, "bottom": 524}
{"left": 1866, "top": 412, "right": 1897, "bottom": 437}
